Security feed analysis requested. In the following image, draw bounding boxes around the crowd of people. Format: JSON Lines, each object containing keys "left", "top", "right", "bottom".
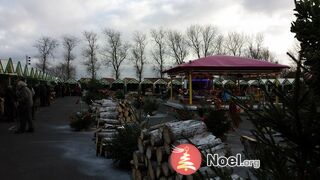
{"left": 0, "top": 79, "right": 82, "bottom": 134}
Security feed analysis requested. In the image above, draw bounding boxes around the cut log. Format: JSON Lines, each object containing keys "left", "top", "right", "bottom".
{"left": 133, "top": 168, "right": 142, "bottom": 180}
{"left": 104, "top": 124, "right": 119, "bottom": 129}
{"left": 140, "top": 129, "right": 150, "bottom": 140}
{"left": 138, "top": 138, "right": 144, "bottom": 153}
{"left": 150, "top": 129, "right": 163, "bottom": 146}
{"left": 174, "top": 133, "right": 221, "bottom": 150}
{"left": 146, "top": 146, "right": 156, "bottom": 159}
{"left": 161, "top": 162, "right": 170, "bottom": 177}
{"left": 96, "top": 131, "right": 118, "bottom": 139}
{"left": 133, "top": 151, "right": 145, "bottom": 169}
{"left": 101, "top": 102, "right": 117, "bottom": 107}
{"left": 164, "top": 143, "right": 171, "bottom": 155}
{"left": 175, "top": 174, "right": 183, "bottom": 180}
{"left": 147, "top": 159, "right": 155, "bottom": 180}
{"left": 162, "top": 120, "right": 207, "bottom": 144}
{"left": 156, "top": 165, "right": 162, "bottom": 179}
{"left": 124, "top": 111, "right": 129, "bottom": 118}
{"left": 156, "top": 146, "right": 165, "bottom": 165}
{"left": 100, "top": 118, "right": 120, "bottom": 125}
{"left": 100, "top": 112, "right": 118, "bottom": 119}
{"left": 99, "top": 106, "right": 117, "bottom": 112}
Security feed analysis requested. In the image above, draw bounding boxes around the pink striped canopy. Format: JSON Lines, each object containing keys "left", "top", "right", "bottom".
{"left": 163, "top": 55, "right": 289, "bottom": 75}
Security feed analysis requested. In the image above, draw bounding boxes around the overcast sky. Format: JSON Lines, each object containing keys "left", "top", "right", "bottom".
{"left": 0, "top": 0, "right": 296, "bottom": 79}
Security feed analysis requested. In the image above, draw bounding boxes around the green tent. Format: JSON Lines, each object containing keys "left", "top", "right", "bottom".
{"left": 29, "top": 68, "right": 35, "bottom": 78}
{"left": 222, "top": 80, "right": 235, "bottom": 86}
{"left": 34, "top": 69, "right": 39, "bottom": 79}
{"left": 66, "top": 78, "right": 77, "bottom": 84}
{"left": 125, "top": 78, "right": 139, "bottom": 85}
{"left": 0, "top": 60, "right": 4, "bottom": 74}
{"left": 4, "top": 58, "right": 16, "bottom": 75}
{"left": 239, "top": 80, "right": 249, "bottom": 85}
{"left": 15, "top": 61, "right": 23, "bottom": 76}
{"left": 169, "top": 79, "right": 182, "bottom": 86}
{"left": 213, "top": 79, "right": 222, "bottom": 86}
{"left": 112, "top": 79, "right": 124, "bottom": 84}
{"left": 154, "top": 79, "right": 167, "bottom": 85}
{"left": 141, "top": 79, "right": 153, "bottom": 85}
{"left": 23, "top": 65, "right": 29, "bottom": 77}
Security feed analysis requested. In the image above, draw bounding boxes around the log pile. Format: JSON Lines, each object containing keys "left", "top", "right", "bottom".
{"left": 117, "top": 100, "right": 137, "bottom": 123}
{"left": 132, "top": 120, "right": 225, "bottom": 180}
{"left": 91, "top": 99, "right": 137, "bottom": 157}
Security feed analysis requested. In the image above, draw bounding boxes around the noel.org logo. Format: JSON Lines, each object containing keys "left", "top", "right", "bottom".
{"left": 169, "top": 144, "right": 202, "bottom": 175}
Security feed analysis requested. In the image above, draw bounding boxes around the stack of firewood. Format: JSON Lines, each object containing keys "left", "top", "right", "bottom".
{"left": 92, "top": 99, "right": 137, "bottom": 157}
{"left": 132, "top": 120, "right": 225, "bottom": 180}
{"left": 117, "top": 100, "right": 137, "bottom": 123}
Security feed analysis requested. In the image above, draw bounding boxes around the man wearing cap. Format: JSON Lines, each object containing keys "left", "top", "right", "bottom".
{"left": 15, "top": 80, "right": 34, "bottom": 133}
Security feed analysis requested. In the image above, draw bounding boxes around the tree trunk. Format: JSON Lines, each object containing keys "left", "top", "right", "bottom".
{"left": 162, "top": 120, "right": 207, "bottom": 144}
{"left": 100, "top": 112, "right": 118, "bottom": 119}
{"left": 150, "top": 129, "right": 163, "bottom": 146}
{"left": 174, "top": 133, "right": 221, "bottom": 150}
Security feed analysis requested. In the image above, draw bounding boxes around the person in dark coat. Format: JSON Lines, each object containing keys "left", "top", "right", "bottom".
{"left": 4, "top": 86, "right": 16, "bottom": 122}
{"left": 15, "top": 81, "right": 34, "bottom": 133}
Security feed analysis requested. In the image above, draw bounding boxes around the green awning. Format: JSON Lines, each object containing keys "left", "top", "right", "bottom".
{"left": 15, "top": 62, "right": 23, "bottom": 76}
{"left": 213, "top": 79, "right": 222, "bottom": 86}
{"left": 223, "top": 80, "right": 235, "bottom": 86}
{"left": 125, "top": 78, "right": 139, "bottom": 84}
{"left": 23, "top": 65, "right": 29, "bottom": 77}
{"left": 66, "top": 78, "right": 77, "bottom": 84}
{"left": 239, "top": 80, "right": 248, "bottom": 85}
{"left": 4, "top": 58, "right": 16, "bottom": 75}
{"left": 0, "top": 60, "right": 4, "bottom": 74}
{"left": 141, "top": 79, "right": 153, "bottom": 85}
{"left": 168, "top": 79, "right": 182, "bottom": 86}
{"left": 100, "top": 79, "right": 110, "bottom": 85}
{"left": 154, "top": 79, "right": 167, "bottom": 85}
{"left": 29, "top": 68, "right": 35, "bottom": 78}
{"left": 112, "top": 79, "right": 124, "bottom": 84}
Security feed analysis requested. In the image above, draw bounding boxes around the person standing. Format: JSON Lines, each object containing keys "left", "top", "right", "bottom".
{"left": 15, "top": 81, "right": 34, "bottom": 133}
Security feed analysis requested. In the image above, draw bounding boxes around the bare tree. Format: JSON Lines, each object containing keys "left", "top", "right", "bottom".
{"left": 83, "top": 31, "right": 99, "bottom": 80}
{"left": 246, "top": 34, "right": 275, "bottom": 62}
{"left": 201, "top": 25, "right": 217, "bottom": 57}
{"left": 131, "top": 31, "right": 147, "bottom": 83}
{"left": 214, "top": 35, "right": 225, "bottom": 55}
{"left": 186, "top": 25, "right": 202, "bottom": 58}
{"left": 224, "top": 31, "right": 246, "bottom": 56}
{"left": 167, "top": 30, "right": 188, "bottom": 64}
{"left": 34, "top": 36, "right": 59, "bottom": 73}
{"left": 150, "top": 28, "right": 167, "bottom": 78}
{"left": 62, "top": 35, "right": 79, "bottom": 80}
{"left": 102, "top": 28, "right": 129, "bottom": 79}
{"left": 49, "top": 63, "right": 76, "bottom": 81}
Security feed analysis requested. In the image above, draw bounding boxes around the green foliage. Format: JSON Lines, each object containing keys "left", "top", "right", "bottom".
{"left": 82, "top": 91, "right": 108, "bottom": 105}
{"left": 69, "top": 111, "right": 95, "bottom": 131}
{"left": 115, "top": 90, "right": 125, "bottom": 99}
{"left": 82, "top": 79, "right": 109, "bottom": 104}
{"left": 236, "top": 64, "right": 320, "bottom": 179}
{"left": 174, "top": 107, "right": 196, "bottom": 120}
{"left": 107, "top": 123, "right": 141, "bottom": 168}
{"left": 86, "top": 79, "right": 105, "bottom": 91}
{"left": 203, "top": 108, "right": 231, "bottom": 139}
{"left": 143, "top": 98, "right": 159, "bottom": 116}
{"left": 291, "top": 0, "right": 320, "bottom": 92}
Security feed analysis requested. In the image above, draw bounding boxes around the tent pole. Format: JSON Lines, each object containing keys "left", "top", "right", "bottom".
{"left": 189, "top": 72, "right": 192, "bottom": 105}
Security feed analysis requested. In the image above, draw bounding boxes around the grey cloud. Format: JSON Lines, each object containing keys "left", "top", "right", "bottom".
{"left": 240, "top": 0, "right": 294, "bottom": 13}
